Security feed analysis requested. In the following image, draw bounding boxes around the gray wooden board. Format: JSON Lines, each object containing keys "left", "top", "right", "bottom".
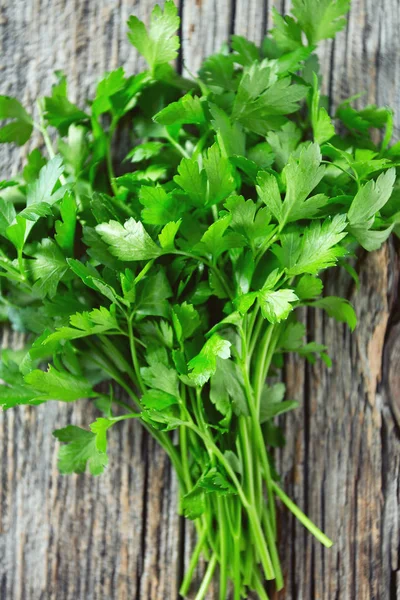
{"left": 0, "top": 1, "right": 399, "bottom": 598}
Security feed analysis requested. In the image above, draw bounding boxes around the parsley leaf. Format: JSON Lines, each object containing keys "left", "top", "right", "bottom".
{"left": 96, "top": 218, "right": 161, "bottom": 260}
{"left": 188, "top": 335, "right": 231, "bottom": 386}
{"left": 292, "top": 0, "right": 350, "bottom": 45}
{"left": 127, "top": 1, "right": 180, "bottom": 73}
{"left": 53, "top": 421, "right": 111, "bottom": 475}
{"left": 0, "top": 95, "right": 33, "bottom": 145}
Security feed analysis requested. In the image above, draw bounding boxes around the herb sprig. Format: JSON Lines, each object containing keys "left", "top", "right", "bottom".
{"left": 1, "top": 1, "right": 399, "bottom": 598}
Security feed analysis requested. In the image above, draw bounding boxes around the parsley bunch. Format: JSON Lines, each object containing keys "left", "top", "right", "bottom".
{"left": 1, "top": 1, "right": 399, "bottom": 598}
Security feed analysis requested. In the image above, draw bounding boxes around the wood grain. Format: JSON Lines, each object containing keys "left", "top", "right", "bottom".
{"left": 0, "top": 1, "right": 399, "bottom": 599}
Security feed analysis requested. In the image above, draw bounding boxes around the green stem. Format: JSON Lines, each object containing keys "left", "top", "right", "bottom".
{"left": 239, "top": 327, "right": 277, "bottom": 534}
{"left": 192, "top": 130, "right": 210, "bottom": 160}
{"left": 172, "top": 251, "right": 233, "bottom": 300}
{"left": 180, "top": 526, "right": 208, "bottom": 597}
{"left": 99, "top": 335, "right": 140, "bottom": 391}
{"left": 86, "top": 343, "right": 139, "bottom": 406}
{"left": 217, "top": 496, "right": 229, "bottom": 600}
{"left": 127, "top": 316, "right": 145, "bottom": 394}
{"left": 185, "top": 421, "right": 275, "bottom": 581}
{"left": 253, "top": 568, "right": 270, "bottom": 600}
{"left": 194, "top": 553, "right": 218, "bottom": 600}
{"left": 35, "top": 101, "right": 67, "bottom": 186}
{"left": 164, "top": 131, "right": 190, "bottom": 159}
{"left": 253, "top": 324, "right": 274, "bottom": 415}
{"left": 272, "top": 481, "right": 333, "bottom": 547}
{"left": 17, "top": 249, "right": 27, "bottom": 281}
{"left": 232, "top": 497, "right": 242, "bottom": 600}
{"left": 134, "top": 259, "right": 155, "bottom": 285}
{"left": 106, "top": 118, "right": 120, "bottom": 195}
{"left": 262, "top": 509, "right": 284, "bottom": 590}
{"left": 255, "top": 229, "right": 279, "bottom": 267}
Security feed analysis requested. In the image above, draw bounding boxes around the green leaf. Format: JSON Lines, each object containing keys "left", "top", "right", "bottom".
{"left": 55, "top": 192, "right": 77, "bottom": 253}
{"left": 260, "top": 382, "right": 299, "bottom": 423}
{"left": 174, "top": 157, "right": 207, "bottom": 207}
{"left": 141, "top": 361, "right": 179, "bottom": 397}
{"left": 172, "top": 302, "right": 201, "bottom": 342}
{"left": 310, "top": 73, "right": 335, "bottom": 144}
{"left": 349, "top": 224, "right": 394, "bottom": 252}
{"left": 256, "top": 172, "right": 282, "bottom": 224}
{"left": 136, "top": 269, "right": 172, "bottom": 318}
{"left": 96, "top": 218, "right": 161, "bottom": 261}
{"left": 209, "top": 103, "right": 245, "bottom": 157}
{"left": 0, "top": 95, "right": 33, "bottom": 145}
{"left": 210, "top": 357, "right": 248, "bottom": 417}
{"left": 158, "top": 219, "right": 182, "bottom": 249}
{"left": 188, "top": 334, "right": 231, "bottom": 386}
{"left": 279, "top": 142, "right": 326, "bottom": 225}
{"left": 232, "top": 62, "right": 307, "bottom": 134}
{"left": 141, "top": 389, "right": 178, "bottom": 410}
{"left": 44, "top": 75, "right": 88, "bottom": 135}
{"left": 58, "top": 124, "right": 89, "bottom": 176}
{"left": 182, "top": 487, "right": 206, "bottom": 520}
{"left": 26, "top": 155, "right": 64, "bottom": 207}
{"left": 310, "top": 296, "right": 357, "bottom": 331}
{"left": 23, "top": 149, "right": 47, "bottom": 183}
{"left": 278, "top": 320, "right": 306, "bottom": 351}
{"left": 126, "top": 141, "right": 164, "bottom": 162}
{"left": 127, "top": 1, "right": 180, "bottom": 72}
{"left": 259, "top": 288, "right": 298, "bottom": 323}
{"left": 197, "top": 214, "right": 243, "bottom": 259}
{"left": 348, "top": 169, "right": 396, "bottom": 227}
{"left": 42, "top": 306, "right": 119, "bottom": 344}
{"left": 287, "top": 214, "right": 348, "bottom": 275}
{"left": 271, "top": 8, "right": 303, "bottom": 52}
{"left": 153, "top": 94, "right": 205, "bottom": 126}
{"left": 198, "top": 467, "right": 236, "bottom": 495}
{"left": 295, "top": 275, "right": 323, "bottom": 300}
{"left": 25, "top": 365, "right": 95, "bottom": 402}
{"left": 203, "top": 143, "right": 236, "bottom": 205}
{"left": 139, "top": 185, "right": 182, "bottom": 225}
{"left": 291, "top": 0, "right": 350, "bottom": 45}
{"left": 225, "top": 195, "right": 273, "bottom": 247}
{"left": 53, "top": 424, "right": 108, "bottom": 475}
{"left": 266, "top": 121, "right": 302, "bottom": 170}
{"left": 30, "top": 239, "right": 68, "bottom": 298}
{"left": 0, "top": 197, "right": 16, "bottom": 236}
{"left": 231, "top": 35, "right": 260, "bottom": 65}
{"left": 199, "top": 54, "right": 236, "bottom": 90}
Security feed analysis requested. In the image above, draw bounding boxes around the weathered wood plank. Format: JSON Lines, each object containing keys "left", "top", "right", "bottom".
{"left": 0, "top": 1, "right": 399, "bottom": 599}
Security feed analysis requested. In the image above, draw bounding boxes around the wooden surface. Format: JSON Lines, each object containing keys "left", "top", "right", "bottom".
{"left": 1, "top": 1, "right": 400, "bottom": 598}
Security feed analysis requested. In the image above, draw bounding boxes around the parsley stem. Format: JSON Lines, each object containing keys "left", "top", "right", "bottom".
{"left": 217, "top": 496, "right": 229, "bottom": 600}
{"left": 106, "top": 118, "right": 120, "bottom": 196}
{"left": 262, "top": 508, "right": 284, "bottom": 590}
{"left": 86, "top": 343, "right": 140, "bottom": 406}
{"left": 179, "top": 526, "right": 208, "bottom": 596}
{"left": 134, "top": 259, "right": 155, "bottom": 284}
{"left": 164, "top": 130, "right": 190, "bottom": 159}
{"left": 272, "top": 481, "right": 333, "bottom": 548}
{"left": 194, "top": 553, "right": 217, "bottom": 600}
{"left": 172, "top": 250, "right": 233, "bottom": 299}
{"left": 192, "top": 130, "right": 210, "bottom": 160}
{"left": 255, "top": 228, "right": 279, "bottom": 266}
{"left": 35, "top": 100, "right": 67, "bottom": 186}
{"left": 185, "top": 421, "right": 275, "bottom": 580}
{"left": 17, "top": 248, "right": 27, "bottom": 281}
{"left": 253, "top": 324, "right": 275, "bottom": 415}
{"left": 239, "top": 328, "right": 277, "bottom": 541}
{"left": 127, "top": 316, "right": 145, "bottom": 394}
{"left": 99, "top": 335, "right": 139, "bottom": 390}
{"left": 253, "top": 568, "right": 270, "bottom": 600}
